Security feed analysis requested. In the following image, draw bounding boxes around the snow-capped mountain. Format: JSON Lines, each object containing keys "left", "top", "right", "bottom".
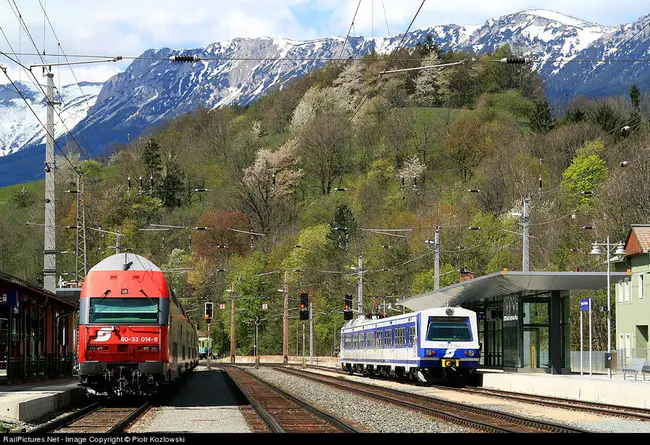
{"left": 545, "top": 13, "right": 650, "bottom": 100}
{"left": 458, "top": 10, "right": 615, "bottom": 77}
{"left": 0, "top": 81, "right": 102, "bottom": 157}
{"left": 1, "top": 9, "right": 647, "bottom": 186}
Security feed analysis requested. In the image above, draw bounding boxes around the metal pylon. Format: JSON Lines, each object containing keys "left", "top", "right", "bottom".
{"left": 75, "top": 171, "right": 87, "bottom": 283}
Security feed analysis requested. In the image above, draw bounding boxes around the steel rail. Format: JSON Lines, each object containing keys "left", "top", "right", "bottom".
{"left": 276, "top": 366, "right": 587, "bottom": 433}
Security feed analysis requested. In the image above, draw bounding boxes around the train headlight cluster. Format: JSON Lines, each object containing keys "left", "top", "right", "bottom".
{"left": 468, "top": 350, "right": 475, "bottom": 357}
{"left": 426, "top": 349, "right": 432, "bottom": 356}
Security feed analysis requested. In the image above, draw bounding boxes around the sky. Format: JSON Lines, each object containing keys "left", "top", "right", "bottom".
{"left": 0, "top": 0, "right": 648, "bottom": 86}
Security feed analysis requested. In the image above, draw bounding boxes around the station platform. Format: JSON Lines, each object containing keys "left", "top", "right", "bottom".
{"left": 0, "top": 377, "right": 83, "bottom": 422}
{"left": 479, "top": 370, "right": 650, "bottom": 409}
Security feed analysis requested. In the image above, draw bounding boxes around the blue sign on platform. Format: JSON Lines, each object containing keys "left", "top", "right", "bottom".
{"left": 0, "top": 291, "right": 17, "bottom": 306}
{"left": 580, "top": 298, "right": 590, "bottom": 311}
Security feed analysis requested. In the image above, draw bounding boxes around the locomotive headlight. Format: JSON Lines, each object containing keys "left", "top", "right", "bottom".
{"left": 426, "top": 349, "right": 432, "bottom": 356}
{"left": 468, "top": 350, "right": 475, "bottom": 357}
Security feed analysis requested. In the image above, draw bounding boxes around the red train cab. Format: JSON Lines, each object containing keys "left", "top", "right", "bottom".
{"left": 78, "top": 253, "right": 197, "bottom": 396}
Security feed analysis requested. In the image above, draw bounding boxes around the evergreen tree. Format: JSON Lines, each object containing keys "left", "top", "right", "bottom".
{"left": 328, "top": 203, "right": 357, "bottom": 250}
{"left": 142, "top": 138, "right": 163, "bottom": 195}
{"left": 530, "top": 100, "right": 555, "bottom": 133}
{"left": 159, "top": 151, "right": 186, "bottom": 209}
{"left": 630, "top": 84, "right": 641, "bottom": 111}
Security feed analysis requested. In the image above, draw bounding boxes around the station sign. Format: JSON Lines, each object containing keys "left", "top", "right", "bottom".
{"left": 580, "top": 298, "right": 590, "bottom": 311}
{"left": 0, "top": 291, "right": 17, "bottom": 306}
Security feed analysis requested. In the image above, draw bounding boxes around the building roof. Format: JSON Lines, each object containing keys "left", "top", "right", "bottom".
{"left": 0, "top": 270, "right": 78, "bottom": 309}
{"left": 625, "top": 225, "right": 650, "bottom": 256}
{"left": 397, "top": 270, "right": 629, "bottom": 312}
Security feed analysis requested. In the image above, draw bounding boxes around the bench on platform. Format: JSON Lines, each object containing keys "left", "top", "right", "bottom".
{"left": 620, "top": 357, "right": 648, "bottom": 380}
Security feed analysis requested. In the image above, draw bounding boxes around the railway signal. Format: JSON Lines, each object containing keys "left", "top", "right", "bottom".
{"left": 300, "top": 292, "right": 309, "bottom": 320}
{"left": 344, "top": 294, "right": 353, "bottom": 320}
{"left": 205, "top": 302, "right": 213, "bottom": 322}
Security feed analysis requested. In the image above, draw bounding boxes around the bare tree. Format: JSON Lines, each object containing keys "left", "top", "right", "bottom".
{"left": 239, "top": 139, "right": 303, "bottom": 232}
{"left": 297, "top": 114, "right": 351, "bottom": 194}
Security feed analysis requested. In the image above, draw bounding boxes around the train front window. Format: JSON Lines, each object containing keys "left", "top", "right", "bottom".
{"left": 90, "top": 298, "right": 159, "bottom": 323}
{"left": 425, "top": 316, "right": 472, "bottom": 341}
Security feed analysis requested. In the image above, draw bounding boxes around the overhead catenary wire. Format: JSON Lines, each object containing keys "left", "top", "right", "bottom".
{"left": 2, "top": 1, "right": 94, "bottom": 162}
{"left": 337, "top": 0, "right": 362, "bottom": 62}
{"left": 0, "top": 65, "right": 77, "bottom": 170}
{"left": 35, "top": 0, "right": 105, "bottom": 160}
{"left": 0, "top": 48, "right": 92, "bottom": 162}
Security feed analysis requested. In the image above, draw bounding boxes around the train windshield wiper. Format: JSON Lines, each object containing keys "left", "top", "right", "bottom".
{"left": 139, "top": 288, "right": 160, "bottom": 314}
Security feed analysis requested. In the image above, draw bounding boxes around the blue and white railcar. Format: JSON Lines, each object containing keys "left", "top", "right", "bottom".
{"left": 339, "top": 306, "right": 480, "bottom": 382}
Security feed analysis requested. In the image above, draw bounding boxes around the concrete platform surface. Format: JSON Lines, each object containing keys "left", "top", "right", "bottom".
{"left": 482, "top": 372, "right": 650, "bottom": 409}
{"left": 0, "top": 378, "right": 83, "bottom": 422}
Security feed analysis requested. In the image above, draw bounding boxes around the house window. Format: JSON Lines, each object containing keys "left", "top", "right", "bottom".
{"left": 625, "top": 333, "right": 632, "bottom": 360}
{"left": 639, "top": 273, "right": 645, "bottom": 300}
{"left": 617, "top": 282, "right": 623, "bottom": 304}
{"left": 619, "top": 333, "right": 624, "bottom": 353}
{"left": 625, "top": 280, "right": 631, "bottom": 303}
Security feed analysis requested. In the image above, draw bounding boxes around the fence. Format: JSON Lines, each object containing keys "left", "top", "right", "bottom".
{"left": 569, "top": 350, "right": 608, "bottom": 374}
{"left": 569, "top": 349, "right": 650, "bottom": 374}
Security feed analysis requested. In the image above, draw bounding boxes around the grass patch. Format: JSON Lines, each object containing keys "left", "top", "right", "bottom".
{"left": 0, "top": 179, "right": 42, "bottom": 204}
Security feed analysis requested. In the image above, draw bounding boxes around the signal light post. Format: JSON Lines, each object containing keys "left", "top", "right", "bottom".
{"left": 205, "top": 302, "right": 213, "bottom": 369}
{"left": 300, "top": 292, "right": 309, "bottom": 368}
{"left": 344, "top": 294, "right": 353, "bottom": 321}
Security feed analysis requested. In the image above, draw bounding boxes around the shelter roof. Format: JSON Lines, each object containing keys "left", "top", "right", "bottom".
{"left": 398, "top": 271, "right": 629, "bottom": 311}
{"left": 0, "top": 270, "right": 78, "bottom": 309}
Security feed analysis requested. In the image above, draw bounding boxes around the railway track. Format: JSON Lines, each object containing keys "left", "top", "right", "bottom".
{"left": 450, "top": 386, "right": 650, "bottom": 421}
{"left": 31, "top": 367, "right": 194, "bottom": 433}
{"left": 303, "top": 364, "right": 650, "bottom": 422}
{"left": 275, "top": 366, "right": 587, "bottom": 433}
{"left": 220, "top": 364, "right": 366, "bottom": 433}
{"left": 30, "top": 402, "right": 150, "bottom": 433}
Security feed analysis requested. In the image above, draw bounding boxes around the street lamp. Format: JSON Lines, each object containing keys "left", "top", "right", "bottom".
{"left": 587, "top": 233, "right": 626, "bottom": 378}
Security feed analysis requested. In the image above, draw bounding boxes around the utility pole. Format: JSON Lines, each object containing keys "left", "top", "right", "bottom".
{"left": 230, "top": 280, "right": 236, "bottom": 363}
{"left": 309, "top": 302, "right": 313, "bottom": 366}
{"left": 207, "top": 323, "right": 211, "bottom": 370}
{"left": 357, "top": 255, "right": 363, "bottom": 318}
{"left": 302, "top": 320, "right": 306, "bottom": 368}
{"left": 43, "top": 69, "right": 56, "bottom": 293}
{"left": 115, "top": 228, "right": 121, "bottom": 254}
{"left": 254, "top": 317, "right": 260, "bottom": 369}
{"left": 283, "top": 271, "right": 289, "bottom": 364}
{"left": 434, "top": 227, "right": 440, "bottom": 290}
{"left": 75, "top": 171, "right": 87, "bottom": 283}
{"left": 522, "top": 198, "right": 530, "bottom": 272}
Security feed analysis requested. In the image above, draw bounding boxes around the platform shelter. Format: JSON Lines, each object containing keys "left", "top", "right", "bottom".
{"left": 398, "top": 270, "right": 628, "bottom": 374}
{"left": 0, "top": 271, "right": 78, "bottom": 384}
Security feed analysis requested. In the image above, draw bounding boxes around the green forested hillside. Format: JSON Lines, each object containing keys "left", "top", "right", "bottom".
{"left": 1, "top": 44, "right": 649, "bottom": 356}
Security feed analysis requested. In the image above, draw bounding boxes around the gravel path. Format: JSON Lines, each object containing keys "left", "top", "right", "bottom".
{"left": 129, "top": 367, "right": 252, "bottom": 433}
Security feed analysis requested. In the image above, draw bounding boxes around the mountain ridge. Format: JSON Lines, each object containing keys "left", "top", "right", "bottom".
{"left": 0, "top": 8, "right": 647, "bottom": 186}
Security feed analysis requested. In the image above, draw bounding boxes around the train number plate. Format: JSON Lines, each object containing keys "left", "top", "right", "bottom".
{"left": 120, "top": 336, "right": 159, "bottom": 343}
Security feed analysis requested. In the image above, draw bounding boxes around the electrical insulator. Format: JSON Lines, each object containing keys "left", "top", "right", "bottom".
{"left": 500, "top": 57, "right": 531, "bottom": 64}
{"left": 300, "top": 293, "right": 309, "bottom": 320}
{"left": 169, "top": 55, "right": 200, "bottom": 63}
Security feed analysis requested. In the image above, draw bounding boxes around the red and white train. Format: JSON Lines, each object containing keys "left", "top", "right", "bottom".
{"left": 78, "top": 253, "right": 198, "bottom": 396}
